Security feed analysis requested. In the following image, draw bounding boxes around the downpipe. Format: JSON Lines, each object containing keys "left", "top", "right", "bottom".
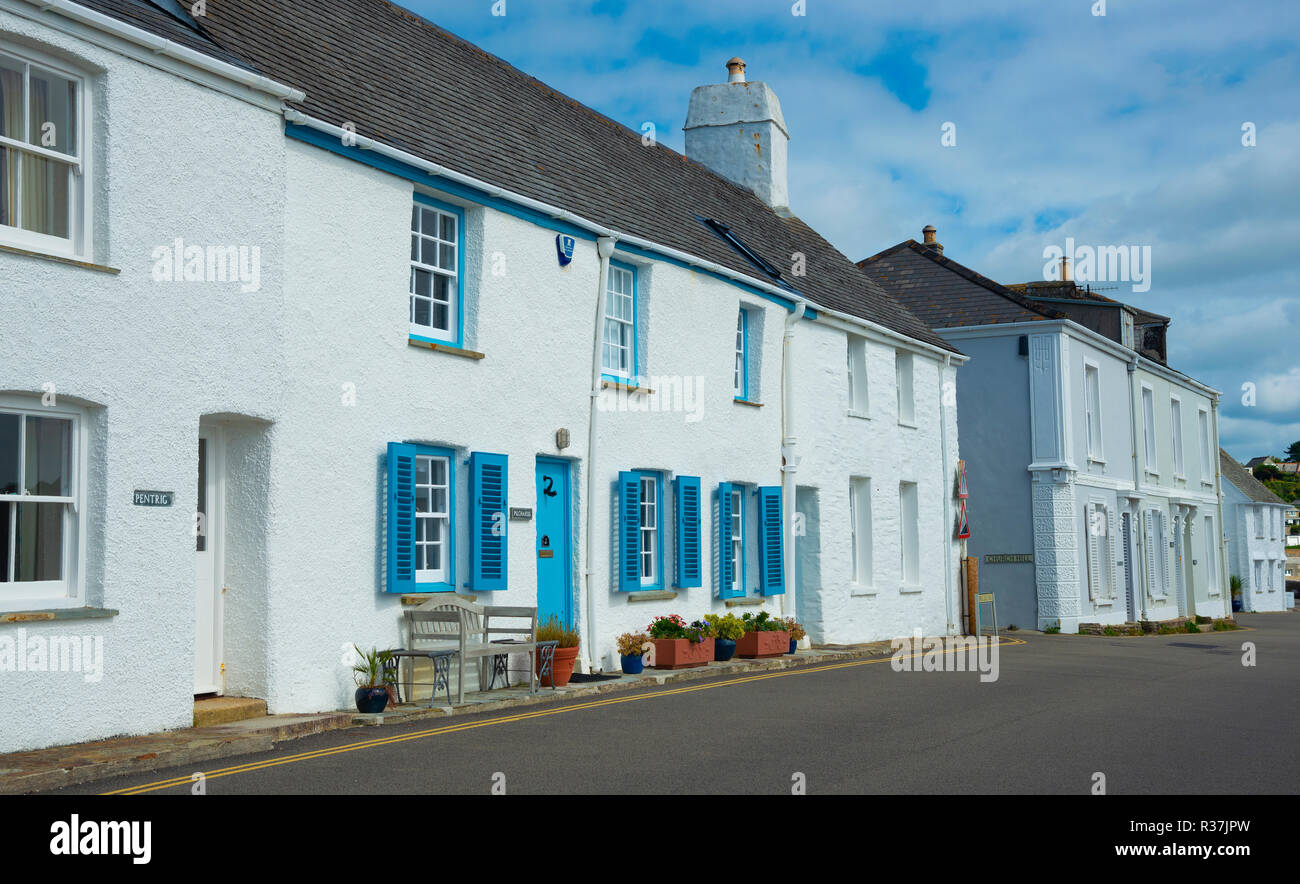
{"left": 780, "top": 301, "right": 807, "bottom": 623}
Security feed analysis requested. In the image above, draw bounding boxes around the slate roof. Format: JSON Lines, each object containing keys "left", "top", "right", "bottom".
{"left": 858, "top": 240, "right": 1064, "bottom": 329}
{"left": 1220, "top": 450, "right": 1289, "bottom": 505}
{"left": 1005, "top": 280, "right": 1171, "bottom": 324}
{"left": 72, "top": 0, "right": 255, "bottom": 70}
{"left": 67, "top": 0, "right": 955, "bottom": 353}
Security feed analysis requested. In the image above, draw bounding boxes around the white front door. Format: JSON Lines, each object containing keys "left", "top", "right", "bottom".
{"left": 195, "top": 429, "right": 223, "bottom": 694}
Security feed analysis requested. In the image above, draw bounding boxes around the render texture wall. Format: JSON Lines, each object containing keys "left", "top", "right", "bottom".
{"left": 0, "top": 11, "right": 287, "bottom": 752}
{"left": 1222, "top": 482, "right": 1288, "bottom": 613}
{"left": 790, "top": 321, "right": 959, "bottom": 645}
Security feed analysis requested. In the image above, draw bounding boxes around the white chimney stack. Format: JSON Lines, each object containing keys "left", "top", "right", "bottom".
{"left": 684, "top": 58, "right": 790, "bottom": 212}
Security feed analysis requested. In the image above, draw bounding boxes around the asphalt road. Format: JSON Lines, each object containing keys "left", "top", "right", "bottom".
{"left": 50, "top": 613, "right": 1299, "bottom": 795}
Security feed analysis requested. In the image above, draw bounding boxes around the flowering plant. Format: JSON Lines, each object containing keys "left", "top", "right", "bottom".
{"left": 741, "top": 611, "right": 785, "bottom": 632}
{"left": 648, "top": 614, "right": 708, "bottom": 644}
{"left": 704, "top": 613, "right": 746, "bottom": 641}
{"left": 781, "top": 618, "right": 807, "bottom": 641}
{"left": 617, "top": 632, "right": 650, "bottom": 657}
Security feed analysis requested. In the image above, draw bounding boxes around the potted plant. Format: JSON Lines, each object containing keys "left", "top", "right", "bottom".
{"left": 782, "top": 618, "right": 806, "bottom": 654}
{"left": 1230, "top": 575, "right": 1243, "bottom": 613}
{"left": 617, "top": 632, "right": 650, "bottom": 674}
{"left": 536, "top": 616, "right": 581, "bottom": 687}
{"left": 352, "top": 645, "right": 394, "bottom": 714}
{"left": 648, "top": 614, "right": 714, "bottom": 669}
{"left": 704, "top": 613, "right": 745, "bottom": 661}
{"left": 736, "top": 610, "right": 790, "bottom": 659}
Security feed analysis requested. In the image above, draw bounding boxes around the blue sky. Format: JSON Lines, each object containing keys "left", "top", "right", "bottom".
{"left": 407, "top": 0, "right": 1299, "bottom": 462}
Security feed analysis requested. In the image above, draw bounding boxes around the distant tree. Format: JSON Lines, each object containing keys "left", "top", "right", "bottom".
{"left": 1254, "top": 464, "right": 1281, "bottom": 481}
{"left": 1285, "top": 440, "right": 1300, "bottom": 462}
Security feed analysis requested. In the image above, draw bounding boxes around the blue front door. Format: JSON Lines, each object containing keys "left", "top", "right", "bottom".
{"left": 535, "top": 458, "right": 572, "bottom": 627}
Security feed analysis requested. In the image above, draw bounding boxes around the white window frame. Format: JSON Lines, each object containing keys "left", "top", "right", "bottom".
{"left": 847, "top": 335, "right": 869, "bottom": 417}
{"left": 1083, "top": 360, "right": 1103, "bottom": 462}
{"left": 0, "top": 395, "right": 85, "bottom": 606}
{"left": 408, "top": 200, "right": 460, "bottom": 343}
{"left": 1085, "top": 500, "right": 1115, "bottom": 604}
{"left": 1197, "top": 408, "right": 1212, "bottom": 485}
{"left": 733, "top": 309, "right": 748, "bottom": 399}
{"left": 895, "top": 350, "right": 915, "bottom": 427}
{"left": 413, "top": 453, "right": 451, "bottom": 585}
{"left": 1169, "top": 395, "right": 1184, "bottom": 479}
{"left": 0, "top": 42, "right": 92, "bottom": 260}
{"left": 849, "top": 477, "right": 872, "bottom": 591}
{"left": 1204, "top": 515, "right": 1218, "bottom": 595}
{"left": 602, "top": 263, "right": 636, "bottom": 380}
{"left": 1141, "top": 385, "right": 1157, "bottom": 475}
{"left": 729, "top": 486, "right": 744, "bottom": 595}
{"left": 899, "top": 481, "right": 919, "bottom": 589}
{"left": 639, "top": 474, "right": 658, "bottom": 587}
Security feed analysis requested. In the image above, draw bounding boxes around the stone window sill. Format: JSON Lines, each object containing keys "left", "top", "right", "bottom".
{"left": 850, "top": 586, "right": 877, "bottom": 598}
{"left": 0, "top": 241, "right": 120, "bottom": 275}
{"left": 627, "top": 590, "right": 676, "bottom": 602}
{"left": 602, "top": 379, "right": 654, "bottom": 395}
{"left": 408, "top": 338, "right": 485, "bottom": 360}
{"left": 724, "top": 596, "right": 762, "bottom": 607}
{"left": 899, "top": 584, "right": 923, "bottom": 594}
{"left": 733, "top": 398, "right": 763, "bottom": 408}
{"left": 1, "top": 606, "right": 119, "bottom": 624}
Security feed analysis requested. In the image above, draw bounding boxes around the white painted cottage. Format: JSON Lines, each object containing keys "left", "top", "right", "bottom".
{"left": 863, "top": 233, "right": 1229, "bottom": 633}
{"left": 0, "top": 0, "right": 964, "bottom": 753}
{"left": 1218, "top": 451, "right": 1290, "bottom": 612}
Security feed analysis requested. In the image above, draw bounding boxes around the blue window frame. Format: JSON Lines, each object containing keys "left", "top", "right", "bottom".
{"left": 602, "top": 260, "right": 638, "bottom": 382}
{"left": 718, "top": 483, "right": 747, "bottom": 599}
{"left": 734, "top": 309, "right": 749, "bottom": 400}
{"left": 616, "top": 470, "right": 663, "bottom": 591}
{"left": 387, "top": 442, "right": 457, "bottom": 593}
{"left": 409, "top": 193, "right": 465, "bottom": 347}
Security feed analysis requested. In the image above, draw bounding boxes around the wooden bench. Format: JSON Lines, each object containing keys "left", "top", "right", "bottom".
{"left": 399, "top": 596, "right": 544, "bottom": 705}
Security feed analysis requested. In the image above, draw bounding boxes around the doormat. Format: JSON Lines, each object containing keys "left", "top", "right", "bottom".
{"left": 566, "top": 673, "right": 621, "bottom": 683}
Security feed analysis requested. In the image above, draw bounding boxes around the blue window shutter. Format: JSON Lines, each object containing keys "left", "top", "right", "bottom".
{"left": 674, "top": 476, "right": 702, "bottom": 588}
{"left": 717, "top": 482, "right": 739, "bottom": 598}
{"left": 386, "top": 442, "right": 418, "bottom": 594}
{"left": 618, "top": 471, "right": 641, "bottom": 591}
{"left": 469, "top": 452, "right": 508, "bottom": 591}
{"left": 757, "top": 485, "right": 785, "bottom": 595}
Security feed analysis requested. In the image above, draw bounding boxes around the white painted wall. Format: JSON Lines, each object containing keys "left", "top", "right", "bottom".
{"left": 0, "top": 10, "right": 287, "bottom": 752}
{"left": 1221, "top": 481, "right": 1289, "bottom": 613}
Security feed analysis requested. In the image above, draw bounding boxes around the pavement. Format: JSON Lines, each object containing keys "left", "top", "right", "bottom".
{"left": 20, "top": 610, "right": 1298, "bottom": 795}
{"left": 0, "top": 641, "right": 892, "bottom": 795}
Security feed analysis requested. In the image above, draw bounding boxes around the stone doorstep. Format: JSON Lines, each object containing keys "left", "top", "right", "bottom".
{"left": 193, "top": 696, "right": 268, "bottom": 728}
{"left": 0, "top": 647, "right": 892, "bottom": 795}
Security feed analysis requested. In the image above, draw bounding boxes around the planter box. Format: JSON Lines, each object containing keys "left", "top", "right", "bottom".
{"left": 737, "top": 630, "right": 789, "bottom": 659}
{"left": 652, "top": 637, "right": 714, "bottom": 670}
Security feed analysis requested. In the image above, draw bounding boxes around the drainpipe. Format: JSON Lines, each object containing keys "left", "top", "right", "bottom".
{"left": 780, "top": 301, "right": 807, "bottom": 624}
{"left": 582, "top": 235, "right": 618, "bottom": 673}
{"left": 1126, "top": 356, "right": 1148, "bottom": 621}
{"left": 939, "top": 354, "right": 956, "bottom": 636}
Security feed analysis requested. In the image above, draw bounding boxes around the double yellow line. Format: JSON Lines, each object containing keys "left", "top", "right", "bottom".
{"left": 107, "top": 637, "right": 1023, "bottom": 795}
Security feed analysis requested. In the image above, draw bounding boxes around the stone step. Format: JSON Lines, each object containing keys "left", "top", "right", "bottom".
{"left": 193, "top": 696, "right": 267, "bottom": 728}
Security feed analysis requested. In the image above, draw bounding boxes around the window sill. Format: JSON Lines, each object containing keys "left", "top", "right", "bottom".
{"left": 733, "top": 397, "right": 763, "bottom": 408}
{"left": 408, "top": 338, "right": 485, "bottom": 360}
{"left": 1, "top": 606, "right": 119, "bottom": 624}
{"left": 627, "top": 589, "right": 676, "bottom": 602}
{"left": 850, "top": 586, "right": 877, "bottom": 598}
{"left": 724, "top": 596, "right": 762, "bottom": 608}
{"left": 847, "top": 410, "right": 871, "bottom": 421}
{"left": 899, "top": 584, "right": 923, "bottom": 594}
{"left": 1145, "top": 470, "right": 1160, "bottom": 479}
{"left": 602, "top": 379, "right": 653, "bottom": 394}
{"left": 0, "top": 241, "right": 119, "bottom": 275}
{"left": 400, "top": 592, "right": 477, "bottom": 606}
{"left": 1088, "top": 456, "right": 1106, "bottom": 466}
{"left": 897, "top": 420, "right": 918, "bottom": 430}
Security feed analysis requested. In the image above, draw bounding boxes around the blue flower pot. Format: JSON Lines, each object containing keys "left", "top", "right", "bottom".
{"left": 620, "top": 654, "right": 645, "bottom": 675}
{"left": 788, "top": 638, "right": 798, "bottom": 654}
{"left": 1231, "top": 598, "right": 1243, "bottom": 613}
{"left": 355, "top": 686, "right": 389, "bottom": 714}
{"left": 714, "top": 638, "right": 737, "bottom": 662}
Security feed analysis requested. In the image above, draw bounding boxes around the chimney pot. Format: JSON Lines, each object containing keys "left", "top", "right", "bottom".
{"left": 726, "top": 57, "right": 747, "bottom": 84}
{"left": 921, "top": 225, "right": 943, "bottom": 254}
{"left": 1060, "top": 256, "right": 1072, "bottom": 282}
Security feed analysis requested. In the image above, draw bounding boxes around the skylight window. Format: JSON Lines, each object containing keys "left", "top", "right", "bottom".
{"left": 700, "top": 218, "right": 797, "bottom": 293}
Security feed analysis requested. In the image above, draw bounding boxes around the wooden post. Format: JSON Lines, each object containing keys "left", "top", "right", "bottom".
{"left": 966, "top": 555, "right": 979, "bottom": 635}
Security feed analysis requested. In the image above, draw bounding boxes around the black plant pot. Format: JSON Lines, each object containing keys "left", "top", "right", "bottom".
{"left": 355, "top": 686, "right": 389, "bottom": 714}
{"left": 714, "top": 638, "right": 737, "bottom": 662}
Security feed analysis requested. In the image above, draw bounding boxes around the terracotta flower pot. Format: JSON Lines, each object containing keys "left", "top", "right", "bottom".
{"left": 737, "top": 630, "right": 789, "bottom": 659}
{"left": 651, "top": 637, "right": 714, "bottom": 669}
{"left": 538, "top": 645, "right": 580, "bottom": 687}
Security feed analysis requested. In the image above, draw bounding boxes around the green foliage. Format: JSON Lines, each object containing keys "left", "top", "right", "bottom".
{"left": 616, "top": 632, "right": 649, "bottom": 657}
{"left": 1102, "top": 626, "right": 1119, "bottom": 636}
{"left": 1229, "top": 574, "right": 1243, "bottom": 597}
{"left": 780, "top": 618, "right": 807, "bottom": 641}
{"left": 537, "top": 615, "right": 581, "bottom": 649}
{"left": 704, "top": 613, "right": 746, "bottom": 641}
{"left": 647, "top": 614, "right": 708, "bottom": 643}
{"left": 1285, "top": 441, "right": 1300, "bottom": 462}
{"left": 1213, "top": 619, "right": 1238, "bottom": 631}
{"left": 352, "top": 645, "right": 394, "bottom": 689}
{"left": 1043, "top": 622, "right": 1061, "bottom": 634}
{"left": 1185, "top": 620, "right": 1200, "bottom": 633}
{"left": 741, "top": 610, "right": 785, "bottom": 632}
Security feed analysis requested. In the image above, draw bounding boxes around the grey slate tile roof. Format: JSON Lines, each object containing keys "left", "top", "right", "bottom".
{"left": 858, "top": 240, "right": 1063, "bottom": 329}
{"left": 71, "top": 0, "right": 256, "bottom": 70}
{"left": 68, "top": 0, "right": 955, "bottom": 353}
{"left": 1220, "top": 449, "right": 1288, "bottom": 505}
